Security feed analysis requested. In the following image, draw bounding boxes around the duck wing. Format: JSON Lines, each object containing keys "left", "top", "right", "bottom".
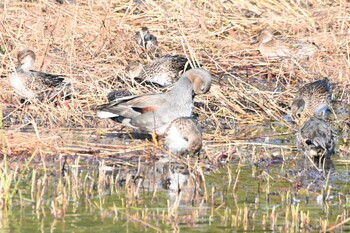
{"left": 97, "top": 94, "right": 166, "bottom": 119}
{"left": 107, "top": 90, "right": 133, "bottom": 102}
{"left": 31, "top": 70, "right": 66, "bottom": 87}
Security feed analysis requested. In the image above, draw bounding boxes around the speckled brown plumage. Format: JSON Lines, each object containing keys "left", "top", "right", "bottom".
{"left": 10, "top": 49, "right": 72, "bottom": 102}
{"left": 163, "top": 117, "right": 202, "bottom": 155}
{"left": 126, "top": 55, "right": 190, "bottom": 86}
{"left": 256, "top": 29, "right": 318, "bottom": 59}
{"left": 291, "top": 78, "right": 331, "bottom": 119}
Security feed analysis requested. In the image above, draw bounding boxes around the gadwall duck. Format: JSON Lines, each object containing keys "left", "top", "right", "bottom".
{"left": 133, "top": 27, "right": 158, "bottom": 52}
{"left": 126, "top": 55, "right": 190, "bottom": 86}
{"left": 163, "top": 117, "right": 202, "bottom": 155}
{"left": 291, "top": 78, "right": 331, "bottom": 118}
{"left": 96, "top": 68, "right": 212, "bottom": 135}
{"left": 256, "top": 29, "right": 318, "bottom": 59}
{"left": 296, "top": 117, "right": 336, "bottom": 160}
{"left": 10, "top": 49, "right": 72, "bottom": 102}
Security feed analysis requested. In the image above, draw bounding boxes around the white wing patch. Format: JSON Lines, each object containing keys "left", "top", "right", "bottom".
{"left": 96, "top": 110, "right": 119, "bottom": 118}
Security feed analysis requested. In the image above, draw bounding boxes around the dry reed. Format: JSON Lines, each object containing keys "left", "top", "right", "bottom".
{"left": 0, "top": 0, "right": 349, "bottom": 158}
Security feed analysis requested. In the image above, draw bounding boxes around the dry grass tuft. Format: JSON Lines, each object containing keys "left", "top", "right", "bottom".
{"left": 0, "top": 0, "right": 349, "bottom": 156}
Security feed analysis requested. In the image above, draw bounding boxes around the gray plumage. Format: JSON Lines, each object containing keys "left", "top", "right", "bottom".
{"left": 133, "top": 27, "right": 158, "bottom": 52}
{"left": 296, "top": 117, "right": 336, "bottom": 159}
{"left": 96, "top": 68, "right": 212, "bottom": 135}
{"left": 107, "top": 90, "right": 133, "bottom": 102}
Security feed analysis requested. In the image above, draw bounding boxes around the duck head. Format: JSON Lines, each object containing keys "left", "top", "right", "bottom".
{"left": 17, "top": 49, "right": 35, "bottom": 72}
{"left": 291, "top": 98, "right": 306, "bottom": 115}
{"left": 184, "top": 68, "right": 212, "bottom": 95}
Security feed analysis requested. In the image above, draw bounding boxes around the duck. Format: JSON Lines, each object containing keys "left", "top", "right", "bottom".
{"left": 290, "top": 77, "right": 331, "bottom": 119}
{"left": 133, "top": 27, "right": 158, "bottom": 52}
{"left": 296, "top": 117, "right": 336, "bottom": 161}
{"left": 96, "top": 68, "right": 212, "bottom": 135}
{"left": 126, "top": 55, "right": 190, "bottom": 86}
{"left": 255, "top": 29, "right": 318, "bottom": 59}
{"left": 163, "top": 117, "right": 202, "bottom": 155}
{"left": 10, "top": 49, "right": 72, "bottom": 102}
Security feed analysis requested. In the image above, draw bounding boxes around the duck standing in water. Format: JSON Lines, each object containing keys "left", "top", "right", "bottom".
{"left": 255, "top": 29, "right": 318, "bottom": 59}
{"left": 126, "top": 55, "right": 190, "bottom": 86}
{"left": 290, "top": 78, "right": 331, "bottom": 120}
{"left": 10, "top": 49, "right": 72, "bottom": 103}
{"left": 96, "top": 68, "right": 212, "bottom": 136}
{"left": 163, "top": 117, "right": 202, "bottom": 155}
{"left": 296, "top": 117, "right": 336, "bottom": 168}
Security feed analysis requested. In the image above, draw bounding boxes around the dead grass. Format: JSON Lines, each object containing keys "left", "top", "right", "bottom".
{"left": 0, "top": 0, "right": 349, "bottom": 155}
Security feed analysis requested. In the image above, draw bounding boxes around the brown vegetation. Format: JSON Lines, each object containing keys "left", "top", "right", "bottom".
{"left": 0, "top": 0, "right": 349, "bottom": 156}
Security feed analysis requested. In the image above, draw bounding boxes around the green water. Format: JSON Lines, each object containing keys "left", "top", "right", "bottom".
{"left": 1, "top": 152, "right": 350, "bottom": 232}
{"left": 1, "top": 112, "right": 349, "bottom": 232}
